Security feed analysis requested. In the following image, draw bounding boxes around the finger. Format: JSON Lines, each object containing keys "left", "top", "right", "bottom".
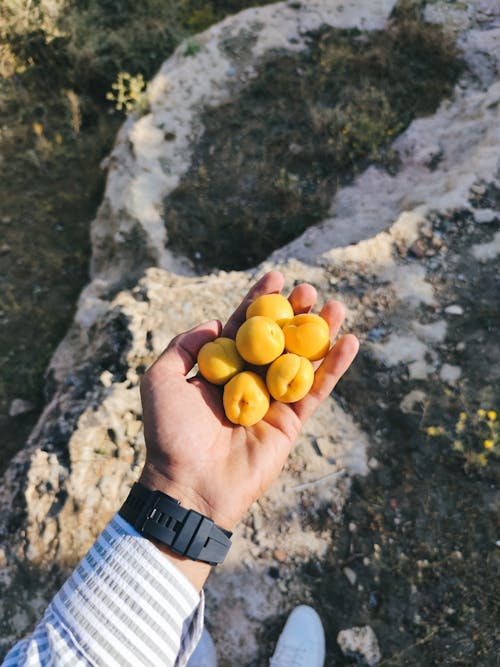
{"left": 152, "top": 319, "right": 222, "bottom": 376}
{"left": 319, "top": 300, "right": 346, "bottom": 340}
{"left": 293, "top": 333, "right": 359, "bottom": 423}
{"left": 288, "top": 283, "right": 317, "bottom": 315}
{"left": 222, "top": 270, "right": 285, "bottom": 338}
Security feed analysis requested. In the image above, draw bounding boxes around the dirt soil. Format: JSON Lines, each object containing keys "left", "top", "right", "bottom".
{"left": 254, "top": 204, "right": 500, "bottom": 666}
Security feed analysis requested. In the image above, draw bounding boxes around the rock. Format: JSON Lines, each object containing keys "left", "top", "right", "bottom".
{"left": 273, "top": 548, "right": 287, "bottom": 563}
{"left": 8, "top": 398, "right": 35, "bottom": 417}
{"left": 440, "top": 364, "right": 462, "bottom": 384}
{"left": 343, "top": 566, "right": 357, "bottom": 586}
{"left": 472, "top": 208, "right": 497, "bottom": 224}
{"left": 471, "top": 231, "right": 500, "bottom": 261}
{"left": 408, "top": 239, "right": 427, "bottom": 258}
{"left": 471, "top": 183, "right": 487, "bottom": 196}
{"left": 445, "top": 304, "right": 464, "bottom": 315}
{"left": 400, "top": 390, "right": 426, "bottom": 414}
{"left": 337, "top": 626, "right": 381, "bottom": 666}
{"left": 368, "top": 457, "right": 381, "bottom": 471}
{"left": 99, "top": 370, "right": 114, "bottom": 387}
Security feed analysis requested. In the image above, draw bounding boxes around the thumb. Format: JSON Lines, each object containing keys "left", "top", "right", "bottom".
{"left": 153, "top": 320, "right": 222, "bottom": 376}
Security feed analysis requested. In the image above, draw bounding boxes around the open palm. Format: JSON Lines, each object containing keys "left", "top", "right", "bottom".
{"left": 139, "top": 271, "right": 359, "bottom": 532}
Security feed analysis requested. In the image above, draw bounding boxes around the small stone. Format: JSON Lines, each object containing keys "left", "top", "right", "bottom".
{"left": 343, "top": 566, "right": 357, "bottom": 586}
{"left": 288, "top": 142, "right": 303, "bottom": 155}
{"left": 125, "top": 420, "right": 142, "bottom": 440}
{"left": 99, "top": 370, "right": 114, "bottom": 387}
{"left": 440, "top": 364, "right": 462, "bottom": 384}
{"left": 444, "top": 304, "right": 464, "bottom": 315}
{"left": 471, "top": 183, "right": 486, "bottom": 196}
{"left": 337, "top": 626, "right": 381, "bottom": 666}
{"left": 473, "top": 208, "right": 497, "bottom": 224}
{"left": 252, "top": 513, "right": 263, "bottom": 531}
{"left": 368, "top": 457, "right": 380, "bottom": 470}
{"left": 277, "top": 580, "right": 288, "bottom": 593}
{"left": 400, "top": 389, "right": 426, "bottom": 414}
{"left": 395, "top": 238, "right": 407, "bottom": 257}
{"left": 9, "top": 398, "right": 35, "bottom": 417}
{"left": 0, "top": 243, "right": 11, "bottom": 254}
{"left": 456, "top": 341, "right": 466, "bottom": 352}
{"left": 408, "top": 239, "right": 426, "bottom": 258}
{"left": 273, "top": 548, "right": 287, "bottom": 563}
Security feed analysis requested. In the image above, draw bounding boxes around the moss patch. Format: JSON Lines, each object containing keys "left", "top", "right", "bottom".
{"left": 165, "top": 14, "right": 462, "bottom": 270}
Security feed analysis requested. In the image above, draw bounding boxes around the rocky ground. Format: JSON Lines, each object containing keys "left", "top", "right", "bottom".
{"left": 1, "top": 1, "right": 499, "bottom": 665}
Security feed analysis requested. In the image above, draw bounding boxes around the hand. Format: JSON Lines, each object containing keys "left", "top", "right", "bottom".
{"left": 138, "top": 271, "right": 358, "bottom": 586}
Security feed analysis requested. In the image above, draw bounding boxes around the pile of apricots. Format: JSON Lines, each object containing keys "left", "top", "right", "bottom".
{"left": 197, "top": 294, "right": 330, "bottom": 426}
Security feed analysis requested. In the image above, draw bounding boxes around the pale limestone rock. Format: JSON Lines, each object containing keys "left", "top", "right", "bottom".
{"left": 445, "top": 304, "right": 464, "bottom": 315}
{"left": 337, "top": 625, "right": 382, "bottom": 665}
{"left": 343, "top": 566, "right": 357, "bottom": 586}
{"left": 473, "top": 208, "right": 498, "bottom": 224}
{"left": 440, "top": 364, "right": 462, "bottom": 384}
{"left": 400, "top": 390, "right": 427, "bottom": 414}
{"left": 471, "top": 231, "right": 500, "bottom": 261}
{"left": 9, "top": 399, "right": 35, "bottom": 417}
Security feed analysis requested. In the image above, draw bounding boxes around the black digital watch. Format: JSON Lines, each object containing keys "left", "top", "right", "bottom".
{"left": 119, "top": 482, "right": 232, "bottom": 566}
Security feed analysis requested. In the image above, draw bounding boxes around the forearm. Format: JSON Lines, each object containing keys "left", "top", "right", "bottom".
{"left": 2, "top": 514, "right": 204, "bottom": 667}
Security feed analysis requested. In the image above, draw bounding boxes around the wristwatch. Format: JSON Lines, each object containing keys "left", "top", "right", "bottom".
{"left": 119, "top": 482, "right": 232, "bottom": 565}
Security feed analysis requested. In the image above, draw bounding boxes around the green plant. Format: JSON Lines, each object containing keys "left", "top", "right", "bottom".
{"left": 184, "top": 40, "right": 201, "bottom": 56}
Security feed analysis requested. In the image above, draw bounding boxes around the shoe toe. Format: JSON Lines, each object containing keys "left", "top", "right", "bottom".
{"left": 270, "top": 605, "right": 325, "bottom": 667}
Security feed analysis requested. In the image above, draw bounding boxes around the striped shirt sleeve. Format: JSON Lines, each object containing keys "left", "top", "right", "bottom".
{"left": 2, "top": 513, "right": 204, "bottom": 667}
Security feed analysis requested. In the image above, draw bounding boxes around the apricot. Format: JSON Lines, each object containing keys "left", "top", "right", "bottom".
{"left": 246, "top": 293, "right": 294, "bottom": 327}
{"left": 197, "top": 337, "right": 244, "bottom": 385}
{"left": 236, "top": 316, "right": 285, "bottom": 365}
{"left": 266, "top": 353, "right": 314, "bottom": 403}
{"left": 282, "top": 313, "right": 330, "bottom": 361}
{"left": 223, "top": 371, "right": 270, "bottom": 426}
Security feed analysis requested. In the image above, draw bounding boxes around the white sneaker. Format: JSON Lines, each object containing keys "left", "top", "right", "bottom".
{"left": 186, "top": 627, "right": 217, "bottom": 667}
{"left": 269, "top": 605, "right": 325, "bottom": 667}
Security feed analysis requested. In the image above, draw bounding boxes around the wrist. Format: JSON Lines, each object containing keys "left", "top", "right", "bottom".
{"left": 124, "top": 471, "right": 233, "bottom": 591}
{"left": 139, "top": 461, "right": 237, "bottom": 532}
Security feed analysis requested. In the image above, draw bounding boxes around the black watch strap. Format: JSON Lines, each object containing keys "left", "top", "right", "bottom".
{"left": 119, "top": 483, "right": 232, "bottom": 565}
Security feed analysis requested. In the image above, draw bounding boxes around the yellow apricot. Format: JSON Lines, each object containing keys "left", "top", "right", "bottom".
{"left": 246, "top": 293, "right": 294, "bottom": 326}
{"left": 282, "top": 313, "right": 330, "bottom": 361}
{"left": 197, "top": 337, "right": 244, "bottom": 385}
{"left": 236, "top": 316, "right": 285, "bottom": 365}
{"left": 266, "top": 353, "right": 314, "bottom": 403}
{"left": 223, "top": 371, "right": 270, "bottom": 426}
